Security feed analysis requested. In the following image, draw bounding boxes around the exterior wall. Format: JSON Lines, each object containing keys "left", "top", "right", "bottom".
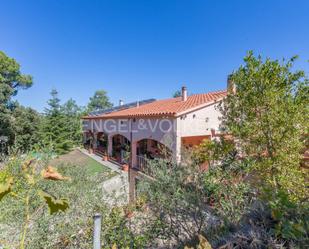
{"left": 86, "top": 117, "right": 178, "bottom": 161}
{"left": 176, "top": 103, "right": 222, "bottom": 138}
{"left": 89, "top": 118, "right": 176, "bottom": 145}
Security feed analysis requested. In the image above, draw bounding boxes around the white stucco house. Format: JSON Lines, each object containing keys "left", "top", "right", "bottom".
{"left": 82, "top": 87, "right": 227, "bottom": 171}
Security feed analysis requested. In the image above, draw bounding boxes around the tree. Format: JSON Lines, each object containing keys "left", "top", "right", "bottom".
{"left": 11, "top": 103, "right": 41, "bottom": 152}
{"left": 0, "top": 51, "right": 33, "bottom": 106}
{"left": 61, "top": 98, "right": 83, "bottom": 145}
{"left": 139, "top": 142, "right": 251, "bottom": 247}
{"left": 139, "top": 159, "right": 212, "bottom": 246}
{"left": 40, "top": 89, "right": 72, "bottom": 154}
{"left": 87, "top": 90, "right": 113, "bottom": 112}
{"left": 173, "top": 90, "right": 182, "bottom": 98}
{"left": 219, "top": 51, "right": 309, "bottom": 241}
{"left": 0, "top": 51, "right": 33, "bottom": 149}
{"left": 219, "top": 51, "right": 308, "bottom": 200}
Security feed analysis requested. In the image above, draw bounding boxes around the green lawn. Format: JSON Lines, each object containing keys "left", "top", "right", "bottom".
{"left": 51, "top": 149, "right": 117, "bottom": 177}
{"left": 85, "top": 157, "right": 110, "bottom": 174}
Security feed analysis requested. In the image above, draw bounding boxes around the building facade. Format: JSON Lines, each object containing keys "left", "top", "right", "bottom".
{"left": 82, "top": 87, "right": 227, "bottom": 200}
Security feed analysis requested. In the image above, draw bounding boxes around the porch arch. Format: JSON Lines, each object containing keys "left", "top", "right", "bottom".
{"left": 132, "top": 132, "right": 175, "bottom": 153}
{"left": 133, "top": 138, "right": 172, "bottom": 173}
{"left": 107, "top": 132, "right": 131, "bottom": 142}
{"left": 109, "top": 133, "right": 131, "bottom": 164}
{"left": 136, "top": 138, "right": 172, "bottom": 159}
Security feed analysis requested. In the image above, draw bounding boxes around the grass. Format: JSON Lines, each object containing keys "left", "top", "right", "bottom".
{"left": 50, "top": 149, "right": 116, "bottom": 176}
{"left": 85, "top": 157, "right": 109, "bottom": 174}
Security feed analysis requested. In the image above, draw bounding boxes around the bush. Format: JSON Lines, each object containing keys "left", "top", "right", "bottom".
{"left": 0, "top": 151, "right": 136, "bottom": 248}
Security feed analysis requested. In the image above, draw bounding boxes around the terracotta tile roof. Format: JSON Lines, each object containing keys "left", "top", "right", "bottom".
{"left": 86, "top": 90, "right": 227, "bottom": 119}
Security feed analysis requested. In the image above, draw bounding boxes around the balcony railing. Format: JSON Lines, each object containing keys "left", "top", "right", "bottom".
{"left": 136, "top": 155, "right": 148, "bottom": 172}
{"left": 136, "top": 155, "right": 157, "bottom": 177}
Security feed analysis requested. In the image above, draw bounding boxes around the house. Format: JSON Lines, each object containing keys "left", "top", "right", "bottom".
{"left": 82, "top": 86, "right": 228, "bottom": 200}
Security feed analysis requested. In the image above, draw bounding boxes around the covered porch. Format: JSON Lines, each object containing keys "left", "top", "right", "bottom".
{"left": 83, "top": 130, "right": 174, "bottom": 175}
{"left": 83, "top": 130, "right": 108, "bottom": 157}
{"left": 134, "top": 138, "right": 172, "bottom": 174}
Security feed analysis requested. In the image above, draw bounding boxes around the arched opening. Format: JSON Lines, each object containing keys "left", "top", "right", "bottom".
{"left": 83, "top": 131, "right": 108, "bottom": 156}
{"left": 136, "top": 138, "right": 172, "bottom": 172}
{"left": 96, "top": 132, "right": 108, "bottom": 153}
{"left": 111, "top": 134, "right": 131, "bottom": 164}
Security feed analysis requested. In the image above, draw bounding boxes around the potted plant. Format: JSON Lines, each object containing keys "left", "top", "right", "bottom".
{"left": 122, "top": 163, "right": 129, "bottom": 171}
{"left": 103, "top": 141, "right": 109, "bottom": 161}
{"left": 122, "top": 146, "right": 130, "bottom": 171}
{"left": 103, "top": 154, "right": 108, "bottom": 161}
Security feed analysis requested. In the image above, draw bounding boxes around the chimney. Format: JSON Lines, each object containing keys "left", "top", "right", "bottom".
{"left": 227, "top": 74, "right": 236, "bottom": 94}
{"left": 119, "top": 99, "right": 124, "bottom": 106}
{"left": 182, "top": 86, "right": 187, "bottom": 101}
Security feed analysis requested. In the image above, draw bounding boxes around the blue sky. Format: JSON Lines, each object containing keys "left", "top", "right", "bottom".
{"left": 1, "top": 0, "right": 308, "bottom": 112}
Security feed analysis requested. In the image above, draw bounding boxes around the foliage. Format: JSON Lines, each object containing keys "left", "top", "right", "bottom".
{"left": 268, "top": 190, "right": 309, "bottom": 242}
{"left": 0, "top": 150, "right": 154, "bottom": 249}
{"left": 173, "top": 90, "right": 182, "bottom": 98}
{"left": 0, "top": 51, "right": 34, "bottom": 151}
{"left": 0, "top": 151, "right": 69, "bottom": 249}
{"left": 61, "top": 98, "right": 83, "bottom": 145}
{"left": 0, "top": 51, "right": 32, "bottom": 106}
{"left": 40, "top": 89, "right": 78, "bottom": 154}
{"left": 219, "top": 51, "right": 309, "bottom": 243}
{"left": 185, "top": 235, "right": 212, "bottom": 249}
{"left": 219, "top": 51, "right": 308, "bottom": 201}
{"left": 192, "top": 137, "right": 235, "bottom": 166}
{"left": 101, "top": 207, "right": 149, "bottom": 249}
{"left": 87, "top": 89, "right": 113, "bottom": 112}
{"left": 0, "top": 177, "right": 13, "bottom": 201}
{"left": 139, "top": 143, "right": 253, "bottom": 247}
{"left": 0, "top": 51, "right": 85, "bottom": 156}
{"left": 11, "top": 103, "right": 42, "bottom": 152}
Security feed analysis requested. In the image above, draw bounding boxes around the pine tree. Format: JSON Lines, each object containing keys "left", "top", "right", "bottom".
{"left": 87, "top": 90, "right": 113, "bottom": 112}
{"left": 61, "top": 98, "right": 83, "bottom": 145}
{"left": 41, "top": 89, "right": 72, "bottom": 154}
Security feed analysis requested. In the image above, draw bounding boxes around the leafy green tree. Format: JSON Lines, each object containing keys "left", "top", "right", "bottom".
{"left": 219, "top": 51, "right": 309, "bottom": 240}
{"left": 11, "top": 103, "right": 41, "bottom": 152}
{"left": 40, "top": 89, "right": 72, "bottom": 154}
{"left": 61, "top": 98, "right": 83, "bottom": 145}
{"left": 0, "top": 51, "right": 33, "bottom": 149}
{"left": 87, "top": 90, "right": 113, "bottom": 112}
{"left": 0, "top": 51, "right": 32, "bottom": 105}
{"left": 220, "top": 51, "right": 308, "bottom": 200}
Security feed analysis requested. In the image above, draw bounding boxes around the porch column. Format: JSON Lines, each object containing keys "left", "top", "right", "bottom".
{"left": 129, "top": 140, "right": 138, "bottom": 203}
{"left": 107, "top": 135, "right": 113, "bottom": 157}
{"left": 131, "top": 141, "right": 137, "bottom": 168}
{"left": 129, "top": 168, "right": 138, "bottom": 202}
{"left": 93, "top": 133, "right": 98, "bottom": 149}
{"left": 175, "top": 135, "right": 181, "bottom": 163}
